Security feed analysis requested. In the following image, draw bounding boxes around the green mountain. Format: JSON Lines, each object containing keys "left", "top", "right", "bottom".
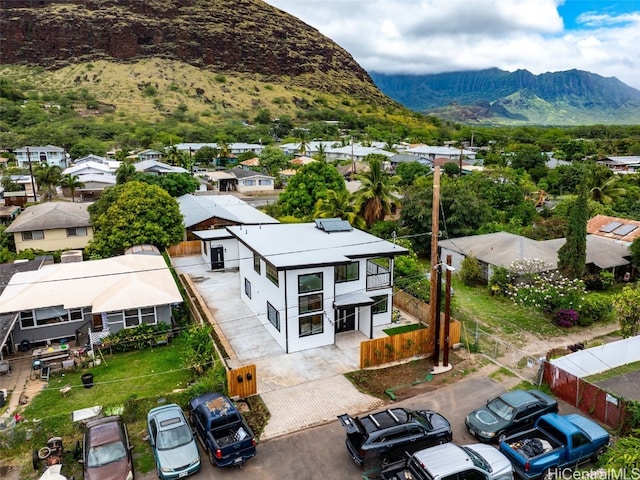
{"left": 369, "top": 68, "right": 640, "bottom": 125}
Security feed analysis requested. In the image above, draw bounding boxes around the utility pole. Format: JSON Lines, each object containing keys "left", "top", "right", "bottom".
{"left": 429, "top": 166, "right": 441, "bottom": 368}
{"left": 443, "top": 254, "right": 453, "bottom": 367}
{"left": 26, "top": 147, "right": 37, "bottom": 202}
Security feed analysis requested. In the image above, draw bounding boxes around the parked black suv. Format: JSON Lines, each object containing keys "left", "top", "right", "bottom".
{"left": 338, "top": 408, "right": 452, "bottom": 467}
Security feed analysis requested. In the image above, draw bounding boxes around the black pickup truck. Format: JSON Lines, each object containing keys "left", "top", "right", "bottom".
{"left": 188, "top": 392, "right": 256, "bottom": 468}
{"left": 338, "top": 407, "right": 452, "bottom": 467}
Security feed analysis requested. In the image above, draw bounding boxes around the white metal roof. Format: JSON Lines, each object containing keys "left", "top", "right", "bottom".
{"left": 178, "top": 194, "right": 278, "bottom": 228}
{"left": 0, "top": 254, "right": 182, "bottom": 314}
{"left": 227, "top": 223, "right": 408, "bottom": 269}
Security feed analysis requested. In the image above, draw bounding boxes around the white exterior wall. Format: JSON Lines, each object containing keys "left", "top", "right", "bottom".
{"left": 334, "top": 260, "right": 366, "bottom": 333}
{"left": 237, "top": 242, "right": 287, "bottom": 350}
{"left": 201, "top": 238, "right": 239, "bottom": 270}
{"left": 284, "top": 265, "right": 335, "bottom": 353}
{"left": 236, "top": 178, "right": 274, "bottom": 193}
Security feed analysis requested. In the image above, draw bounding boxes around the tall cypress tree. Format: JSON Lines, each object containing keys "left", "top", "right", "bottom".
{"left": 557, "top": 183, "right": 588, "bottom": 279}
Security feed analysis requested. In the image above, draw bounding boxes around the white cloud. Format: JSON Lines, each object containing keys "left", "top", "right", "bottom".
{"left": 263, "top": 0, "right": 640, "bottom": 89}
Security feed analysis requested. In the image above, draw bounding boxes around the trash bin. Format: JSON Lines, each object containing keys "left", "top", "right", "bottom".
{"left": 0, "top": 389, "right": 6, "bottom": 407}
{"left": 81, "top": 373, "right": 94, "bottom": 389}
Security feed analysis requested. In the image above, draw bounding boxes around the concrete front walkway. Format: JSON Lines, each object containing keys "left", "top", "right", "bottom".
{"left": 171, "top": 255, "right": 388, "bottom": 439}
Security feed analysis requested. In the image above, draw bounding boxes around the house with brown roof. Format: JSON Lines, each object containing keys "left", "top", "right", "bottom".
{"left": 587, "top": 215, "right": 640, "bottom": 245}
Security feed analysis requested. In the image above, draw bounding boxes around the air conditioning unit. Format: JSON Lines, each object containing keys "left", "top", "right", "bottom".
{"left": 60, "top": 250, "right": 83, "bottom": 263}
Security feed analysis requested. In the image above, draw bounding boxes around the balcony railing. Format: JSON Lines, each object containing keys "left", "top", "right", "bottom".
{"left": 366, "top": 261, "right": 391, "bottom": 290}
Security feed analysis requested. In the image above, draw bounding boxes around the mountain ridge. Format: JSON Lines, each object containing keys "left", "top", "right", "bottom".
{"left": 369, "top": 68, "right": 640, "bottom": 125}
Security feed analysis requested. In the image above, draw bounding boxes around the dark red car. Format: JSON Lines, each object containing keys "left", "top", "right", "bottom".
{"left": 79, "top": 416, "right": 134, "bottom": 480}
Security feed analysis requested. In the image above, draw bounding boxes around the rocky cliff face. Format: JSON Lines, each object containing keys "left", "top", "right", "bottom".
{"left": 0, "top": 0, "right": 380, "bottom": 98}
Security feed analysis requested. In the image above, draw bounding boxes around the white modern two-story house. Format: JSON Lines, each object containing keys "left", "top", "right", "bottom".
{"left": 224, "top": 219, "right": 408, "bottom": 353}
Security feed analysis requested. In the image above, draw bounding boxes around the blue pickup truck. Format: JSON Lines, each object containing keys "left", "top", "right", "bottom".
{"left": 499, "top": 413, "right": 609, "bottom": 480}
{"left": 188, "top": 392, "right": 256, "bottom": 468}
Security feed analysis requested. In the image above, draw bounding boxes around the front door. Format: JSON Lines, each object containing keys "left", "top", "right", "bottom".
{"left": 336, "top": 307, "right": 356, "bottom": 333}
{"left": 211, "top": 246, "right": 224, "bottom": 270}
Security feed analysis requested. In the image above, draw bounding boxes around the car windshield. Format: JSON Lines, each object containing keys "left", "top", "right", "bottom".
{"left": 461, "top": 446, "right": 490, "bottom": 472}
{"left": 486, "top": 398, "right": 515, "bottom": 421}
{"left": 87, "top": 441, "right": 126, "bottom": 468}
{"left": 157, "top": 424, "right": 193, "bottom": 450}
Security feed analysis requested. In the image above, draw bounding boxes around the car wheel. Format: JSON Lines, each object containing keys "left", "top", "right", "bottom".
{"left": 591, "top": 446, "right": 606, "bottom": 462}
{"left": 208, "top": 447, "right": 217, "bottom": 466}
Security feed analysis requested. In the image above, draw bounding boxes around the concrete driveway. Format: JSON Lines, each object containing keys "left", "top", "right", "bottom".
{"left": 171, "top": 255, "right": 387, "bottom": 439}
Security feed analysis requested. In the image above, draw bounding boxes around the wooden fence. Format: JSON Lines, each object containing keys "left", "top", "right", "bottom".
{"left": 360, "top": 320, "right": 461, "bottom": 369}
{"left": 228, "top": 365, "right": 257, "bottom": 398}
{"left": 167, "top": 240, "right": 201, "bottom": 257}
{"left": 393, "top": 290, "right": 431, "bottom": 323}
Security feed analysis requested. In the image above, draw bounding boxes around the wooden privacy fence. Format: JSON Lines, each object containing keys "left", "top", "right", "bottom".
{"left": 544, "top": 362, "right": 628, "bottom": 432}
{"left": 360, "top": 321, "right": 461, "bottom": 369}
{"left": 167, "top": 240, "right": 201, "bottom": 257}
{"left": 228, "top": 365, "right": 257, "bottom": 398}
{"left": 393, "top": 290, "right": 431, "bottom": 323}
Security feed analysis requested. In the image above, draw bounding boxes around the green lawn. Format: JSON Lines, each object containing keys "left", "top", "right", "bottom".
{"left": 24, "top": 336, "right": 192, "bottom": 418}
{"left": 383, "top": 323, "right": 425, "bottom": 335}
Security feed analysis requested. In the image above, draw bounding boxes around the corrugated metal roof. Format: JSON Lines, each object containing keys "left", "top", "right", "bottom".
{"left": 177, "top": 194, "right": 278, "bottom": 228}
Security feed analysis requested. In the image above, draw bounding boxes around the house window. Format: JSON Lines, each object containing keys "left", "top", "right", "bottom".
{"left": 69, "top": 308, "right": 85, "bottom": 322}
{"left": 67, "top": 227, "right": 87, "bottom": 237}
{"left": 366, "top": 257, "right": 391, "bottom": 290}
{"left": 20, "top": 311, "right": 35, "bottom": 328}
{"left": 299, "top": 293, "right": 322, "bottom": 315}
{"left": 266, "top": 261, "right": 279, "bottom": 286}
{"left": 244, "top": 278, "right": 252, "bottom": 299}
{"left": 253, "top": 252, "right": 261, "bottom": 274}
{"left": 335, "top": 262, "right": 359, "bottom": 283}
{"left": 298, "top": 272, "right": 323, "bottom": 293}
{"left": 267, "top": 302, "right": 280, "bottom": 331}
{"left": 299, "top": 313, "right": 323, "bottom": 337}
{"left": 259, "top": 179, "right": 272, "bottom": 186}
{"left": 21, "top": 230, "right": 44, "bottom": 241}
{"left": 372, "top": 295, "right": 389, "bottom": 314}
{"left": 245, "top": 179, "right": 256, "bottom": 186}
{"left": 124, "top": 307, "right": 158, "bottom": 327}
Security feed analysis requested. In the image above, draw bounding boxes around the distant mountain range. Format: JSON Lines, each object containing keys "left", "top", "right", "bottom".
{"left": 369, "top": 68, "right": 640, "bottom": 125}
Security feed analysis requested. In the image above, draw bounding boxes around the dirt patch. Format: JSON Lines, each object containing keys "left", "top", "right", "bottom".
{"left": 345, "top": 349, "right": 488, "bottom": 402}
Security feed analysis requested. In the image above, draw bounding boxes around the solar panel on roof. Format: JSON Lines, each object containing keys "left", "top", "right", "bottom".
{"left": 315, "top": 218, "right": 353, "bottom": 232}
{"left": 600, "top": 221, "right": 623, "bottom": 233}
{"left": 612, "top": 224, "right": 638, "bottom": 236}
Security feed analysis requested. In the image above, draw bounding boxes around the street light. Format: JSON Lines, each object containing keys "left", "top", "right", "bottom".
{"left": 430, "top": 259, "right": 455, "bottom": 374}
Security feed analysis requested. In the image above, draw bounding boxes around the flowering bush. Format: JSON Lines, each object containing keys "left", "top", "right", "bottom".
{"left": 506, "top": 271, "right": 586, "bottom": 314}
{"left": 554, "top": 309, "right": 579, "bottom": 327}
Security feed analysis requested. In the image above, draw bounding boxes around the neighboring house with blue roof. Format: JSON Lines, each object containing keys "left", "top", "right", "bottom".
{"left": 221, "top": 219, "right": 408, "bottom": 353}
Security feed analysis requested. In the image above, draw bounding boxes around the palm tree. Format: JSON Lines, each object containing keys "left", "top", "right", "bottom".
{"left": 313, "top": 143, "right": 327, "bottom": 163}
{"left": 34, "top": 164, "right": 62, "bottom": 201}
{"left": 586, "top": 164, "right": 626, "bottom": 205}
{"left": 314, "top": 189, "right": 366, "bottom": 229}
{"left": 298, "top": 131, "right": 310, "bottom": 156}
{"left": 165, "top": 145, "right": 181, "bottom": 166}
{"left": 116, "top": 161, "right": 137, "bottom": 184}
{"left": 60, "top": 174, "right": 85, "bottom": 202}
{"left": 354, "top": 155, "right": 401, "bottom": 227}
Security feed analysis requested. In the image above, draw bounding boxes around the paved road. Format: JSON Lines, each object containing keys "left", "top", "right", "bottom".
{"left": 181, "top": 375, "right": 512, "bottom": 480}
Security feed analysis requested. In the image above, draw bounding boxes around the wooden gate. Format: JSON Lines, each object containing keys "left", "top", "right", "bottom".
{"left": 227, "top": 365, "right": 257, "bottom": 398}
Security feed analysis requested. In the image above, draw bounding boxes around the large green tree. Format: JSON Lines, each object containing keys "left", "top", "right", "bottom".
{"left": 314, "top": 189, "right": 365, "bottom": 229}
{"left": 613, "top": 284, "right": 640, "bottom": 338}
{"left": 259, "top": 146, "right": 289, "bottom": 177}
{"left": 354, "top": 155, "right": 401, "bottom": 227}
{"left": 275, "top": 161, "right": 346, "bottom": 220}
{"left": 136, "top": 172, "right": 199, "bottom": 197}
{"left": 86, "top": 181, "right": 184, "bottom": 258}
{"left": 557, "top": 185, "right": 588, "bottom": 279}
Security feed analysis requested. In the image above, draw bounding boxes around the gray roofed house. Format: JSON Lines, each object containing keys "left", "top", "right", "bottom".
{"left": 177, "top": 194, "right": 278, "bottom": 238}
{"left": 5, "top": 202, "right": 93, "bottom": 253}
{"left": 229, "top": 167, "right": 275, "bottom": 193}
{"left": 134, "top": 159, "right": 189, "bottom": 175}
{"left": 439, "top": 231, "right": 631, "bottom": 281}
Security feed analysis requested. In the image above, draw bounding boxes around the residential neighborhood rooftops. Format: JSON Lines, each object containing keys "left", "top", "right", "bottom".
{"left": 587, "top": 214, "right": 640, "bottom": 244}
{"left": 177, "top": 194, "right": 279, "bottom": 228}
{"left": 227, "top": 222, "right": 408, "bottom": 269}
{"left": 0, "top": 254, "right": 182, "bottom": 315}
{"left": 5, "top": 202, "right": 91, "bottom": 233}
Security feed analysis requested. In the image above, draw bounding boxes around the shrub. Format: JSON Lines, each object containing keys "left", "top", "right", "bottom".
{"left": 554, "top": 309, "right": 579, "bottom": 327}
{"left": 489, "top": 267, "right": 510, "bottom": 296}
{"left": 576, "top": 295, "right": 613, "bottom": 326}
{"left": 583, "top": 271, "right": 615, "bottom": 291}
{"left": 507, "top": 271, "right": 586, "bottom": 314}
{"left": 459, "top": 255, "right": 484, "bottom": 286}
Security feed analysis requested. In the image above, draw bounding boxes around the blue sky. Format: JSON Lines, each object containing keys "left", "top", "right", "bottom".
{"left": 264, "top": 0, "right": 640, "bottom": 89}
